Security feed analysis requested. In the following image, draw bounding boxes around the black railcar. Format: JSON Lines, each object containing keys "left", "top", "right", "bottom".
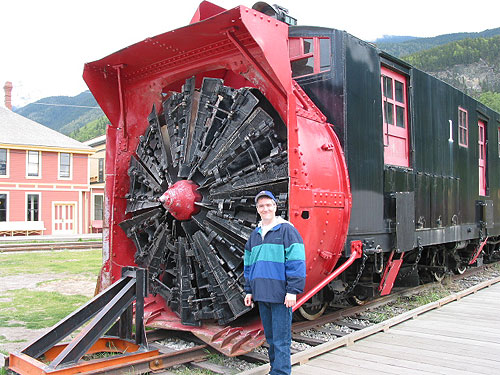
{"left": 83, "top": 3, "right": 500, "bottom": 344}
{"left": 290, "top": 25, "right": 500, "bottom": 299}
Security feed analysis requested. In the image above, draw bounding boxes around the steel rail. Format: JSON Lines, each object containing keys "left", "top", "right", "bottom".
{"left": 0, "top": 241, "right": 102, "bottom": 252}
{"left": 78, "top": 344, "right": 208, "bottom": 375}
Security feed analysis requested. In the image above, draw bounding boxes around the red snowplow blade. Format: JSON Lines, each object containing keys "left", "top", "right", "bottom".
{"left": 84, "top": 2, "right": 351, "bottom": 356}
{"left": 144, "top": 297, "right": 264, "bottom": 356}
{"left": 83, "top": 3, "right": 291, "bottom": 128}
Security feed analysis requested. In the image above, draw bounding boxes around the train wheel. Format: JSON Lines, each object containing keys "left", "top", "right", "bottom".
{"left": 120, "top": 77, "right": 288, "bottom": 327}
{"left": 296, "top": 291, "right": 328, "bottom": 320}
{"left": 453, "top": 264, "right": 467, "bottom": 275}
{"left": 430, "top": 249, "right": 446, "bottom": 282}
{"left": 298, "top": 303, "right": 328, "bottom": 320}
{"left": 348, "top": 294, "right": 370, "bottom": 306}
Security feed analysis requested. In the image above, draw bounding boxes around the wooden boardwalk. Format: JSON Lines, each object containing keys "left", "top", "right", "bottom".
{"left": 292, "top": 282, "right": 500, "bottom": 375}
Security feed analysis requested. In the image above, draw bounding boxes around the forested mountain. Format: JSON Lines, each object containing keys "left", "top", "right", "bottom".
{"left": 70, "top": 115, "right": 109, "bottom": 142}
{"left": 400, "top": 35, "right": 500, "bottom": 111}
{"left": 478, "top": 92, "right": 500, "bottom": 113}
{"left": 404, "top": 36, "right": 500, "bottom": 73}
{"left": 376, "top": 27, "right": 500, "bottom": 57}
{"left": 14, "top": 91, "right": 104, "bottom": 135}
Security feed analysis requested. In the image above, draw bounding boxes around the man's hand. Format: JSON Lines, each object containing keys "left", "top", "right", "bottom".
{"left": 284, "top": 293, "right": 296, "bottom": 308}
{"left": 244, "top": 294, "right": 253, "bottom": 307}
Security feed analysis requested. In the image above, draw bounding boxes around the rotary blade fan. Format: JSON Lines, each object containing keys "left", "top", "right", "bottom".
{"left": 120, "top": 77, "right": 288, "bottom": 326}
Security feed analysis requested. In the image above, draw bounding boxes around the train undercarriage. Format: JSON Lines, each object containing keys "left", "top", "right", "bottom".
{"left": 337, "top": 237, "right": 500, "bottom": 306}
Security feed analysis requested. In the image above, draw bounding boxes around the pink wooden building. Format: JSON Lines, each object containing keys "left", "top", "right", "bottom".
{"left": 84, "top": 135, "right": 106, "bottom": 233}
{"left": 0, "top": 106, "right": 94, "bottom": 236}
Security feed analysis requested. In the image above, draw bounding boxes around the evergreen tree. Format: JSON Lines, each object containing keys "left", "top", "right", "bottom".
{"left": 69, "top": 115, "right": 109, "bottom": 141}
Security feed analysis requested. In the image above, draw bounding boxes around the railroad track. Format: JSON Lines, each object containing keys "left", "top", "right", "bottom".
{"left": 5, "top": 260, "right": 498, "bottom": 374}
{"left": 293, "top": 260, "right": 500, "bottom": 333}
{"left": 141, "top": 261, "right": 500, "bottom": 374}
{"left": 0, "top": 241, "right": 102, "bottom": 252}
{"left": 241, "top": 262, "right": 500, "bottom": 374}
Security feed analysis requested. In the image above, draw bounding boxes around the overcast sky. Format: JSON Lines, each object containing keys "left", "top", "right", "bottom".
{"left": 1, "top": 0, "right": 499, "bottom": 108}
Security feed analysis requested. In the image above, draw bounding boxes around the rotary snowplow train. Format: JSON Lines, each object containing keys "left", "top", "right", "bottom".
{"left": 84, "top": 1, "right": 500, "bottom": 355}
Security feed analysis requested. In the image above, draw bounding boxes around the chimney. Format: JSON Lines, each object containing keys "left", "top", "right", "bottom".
{"left": 4, "top": 82, "right": 13, "bottom": 110}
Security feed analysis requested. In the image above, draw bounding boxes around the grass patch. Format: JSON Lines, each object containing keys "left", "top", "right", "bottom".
{"left": 0, "top": 319, "right": 23, "bottom": 328}
{"left": 0, "top": 249, "right": 101, "bottom": 277}
{"left": 82, "top": 351, "right": 120, "bottom": 361}
{"left": 36, "top": 279, "right": 58, "bottom": 287}
{"left": 0, "top": 289, "right": 90, "bottom": 329}
{"left": 365, "top": 310, "right": 393, "bottom": 324}
{"left": 205, "top": 352, "right": 225, "bottom": 365}
{"left": 409, "top": 289, "right": 449, "bottom": 306}
{"left": 0, "top": 335, "right": 25, "bottom": 344}
{"left": 364, "top": 287, "right": 450, "bottom": 323}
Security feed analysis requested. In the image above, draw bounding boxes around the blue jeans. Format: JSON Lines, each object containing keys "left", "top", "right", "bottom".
{"left": 258, "top": 301, "right": 293, "bottom": 375}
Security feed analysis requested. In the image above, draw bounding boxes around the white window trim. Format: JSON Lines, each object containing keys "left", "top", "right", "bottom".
{"left": 0, "top": 149, "right": 10, "bottom": 178}
{"left": 25, "top": 192, "right": 41, "bottom": 222}
{"left": 26, "top": 150, "right": 42, "bottom": 179}
{"left": 458, "top": 107, "right": 468, "bottom": 148}
{"left": 92, "top": 193, "right": 104, "bottom": 221}
{"left": 98, "top": 158, "right": 105, "bottom": 183}
{"left": 0, "top": 191, "right": 9, "bottom": 222}
{"left": 58, "top": 152, "right": 73, "bottom": 180}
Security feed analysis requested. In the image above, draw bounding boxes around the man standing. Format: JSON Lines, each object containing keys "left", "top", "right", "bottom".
{"left": 244, "top": 191, "right": 306, "bottom": 375}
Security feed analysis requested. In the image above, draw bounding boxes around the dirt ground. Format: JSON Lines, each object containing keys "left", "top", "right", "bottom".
{"left": 0, "top": 272, "right": 97, "bottom": 367}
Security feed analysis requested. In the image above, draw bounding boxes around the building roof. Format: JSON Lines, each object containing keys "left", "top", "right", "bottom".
{"left": 0, "top": 106, "right": 93, "bottom": 153}
{"left": 84, "top": 134, "right": 106, "bottom": 147}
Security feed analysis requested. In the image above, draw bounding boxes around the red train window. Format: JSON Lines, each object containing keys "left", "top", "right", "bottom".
{"left": 458, "top": 107, "right": 468, "bottom": 147}
{"left": 478, "top": 120, "right": 487, "bottom": 196}
{"left": 289, "top": 37, "right": 330, "bottom": 78}
{"left": 381, "top": 67, "right": 409, "bottom": 167}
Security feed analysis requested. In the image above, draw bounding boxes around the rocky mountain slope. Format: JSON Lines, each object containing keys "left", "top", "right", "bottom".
{"left": 401, "top": 35, "right": 500, "bottom": 110}
{"left": 376, "top": 27, "right": 500, "bottom": 57}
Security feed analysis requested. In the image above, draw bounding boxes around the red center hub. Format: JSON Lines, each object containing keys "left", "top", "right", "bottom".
{"left": 159, "top": 180, "right": 201, "bottom": 221}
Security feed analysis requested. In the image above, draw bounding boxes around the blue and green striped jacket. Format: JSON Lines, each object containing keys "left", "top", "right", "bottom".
{"left": 244, "top": 220, "right": 306, "bottom": 303}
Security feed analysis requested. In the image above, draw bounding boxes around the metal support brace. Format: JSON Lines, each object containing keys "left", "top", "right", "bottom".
{"left": 378, "top": 251, "right": 405, "bottom": 296}
{"left": 293, "top": 241, "right": 363, "bottom": 312}
{"left": 469, "top": 237, "right": 489, "bottom": 265}
{"left": 16, "top": 267, "right": 148, "bottom": 369}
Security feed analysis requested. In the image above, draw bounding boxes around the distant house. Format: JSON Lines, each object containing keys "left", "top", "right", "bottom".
{"left": 0, "top": 106, "right": 94, "bottom": 235}
{"left": 84, "top": 135, "right": 106, "bottom": 233}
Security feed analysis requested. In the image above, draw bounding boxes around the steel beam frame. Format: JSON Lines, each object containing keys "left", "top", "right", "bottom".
{"left": 9, "top": 267, "right": 151, "bottom": 374}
